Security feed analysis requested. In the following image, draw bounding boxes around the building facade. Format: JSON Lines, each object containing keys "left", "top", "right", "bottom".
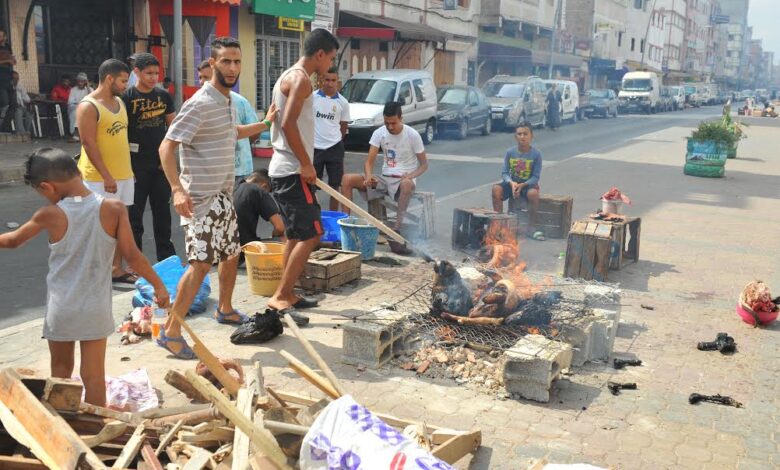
{"left": 623, "top": 0, "right": 664, "bottom": 73}
{"left": 719, "top": 0, "right": 750, "bottom": 88}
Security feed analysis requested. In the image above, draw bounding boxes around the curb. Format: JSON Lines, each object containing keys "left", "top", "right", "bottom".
{"left": 0, "top": 167, "right": 25, "bottom": 184}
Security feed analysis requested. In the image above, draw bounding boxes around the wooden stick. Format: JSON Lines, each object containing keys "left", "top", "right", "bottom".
{"left": 247, "top": 362, "right": 265, "bottom": 398}
{"left": 264, "top": 420, "right": 309, "bottom": 436}
{"left": 139, "top": 403, "right": 211, "bottom": 420}
{"left": 111, "top": 424, "right": 146, "bottom": 468}
{"left": 154, "top": 419, "right": 184, "bottom": 457}
{"left": 79, "top": 402, "right": 139, "bottom": 425}
{"left": 183, "top": 370, "right": 290, "bottom": 470}
{"left": 264, "top": 387, "right": 288, "bottom": 408}
{"left": 231, "top": 388, "right": 254, "bottom": 470}
{"left": 315, "top": 178, "right": 407, "bottom": 245}
{"left": 178, "top": 319, "right": 241, "bottom": 396}
{"left": 0, "top": 455, "right": 49, "bottom": 470}
{"left": 82, "top": 420, "right": 128, "bottom": 448}
{"left": 181, "top": 447, "right": 213, "bottom": 470}
{"left": 278, "top": 350, "right": 340, "bottom": 399}
{"left": 281, "top": 315, "right": 345, "bottom": 396}
{"left": 430, "top": 430, "right": 481, "bottom": 464}
{"left": 0, "top": 369, "right": 105, "bottom": 470}
{"left": 140, "top": 442, "right": 164, "bottom": 470}
{"left": 147, "top": 407, "right": 221, "bottom": 428}
{"left": 164, "top": 370, "right": 209, "bottom": 403}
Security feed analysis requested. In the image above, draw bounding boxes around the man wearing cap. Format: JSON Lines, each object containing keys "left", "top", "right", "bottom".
{"left": 67, "top": 72, "right": 93, "bottom": 142}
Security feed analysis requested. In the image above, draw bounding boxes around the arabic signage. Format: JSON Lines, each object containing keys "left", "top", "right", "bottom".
{"left": 253, "top": 0, "right": 316, "bottom": 21}
{"left": 279, "top": 17, "right": 305, "bottom": 31}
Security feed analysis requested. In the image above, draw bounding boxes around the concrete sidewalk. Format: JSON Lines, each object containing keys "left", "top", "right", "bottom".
{"left": 0, "top": 138, "right": 80, "bottom": 183}
{"left": 1, "top": 117, "right": 779, "bottom": 469}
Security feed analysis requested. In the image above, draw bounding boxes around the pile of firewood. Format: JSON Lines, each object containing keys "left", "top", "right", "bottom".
{"left": 0, "top": 315, "right": 481, "bottom": 469}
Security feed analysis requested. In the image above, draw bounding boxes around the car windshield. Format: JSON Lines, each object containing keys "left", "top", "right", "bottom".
{"left": 437, "top": 88, "right": 467, "bottom": 105}
{"left": 623, "top": 79, "right": 652, "bottom": 91}
{"left": 484, "top": 82, "right": 525, "bottom": 98}
{"left": 341, "top": 79, "right": 397, "bottom": 104}
{"left": 587, "top": 89, "right": 610, "bottom": 98}
{"left": 684, "top": 86, "right": 696, "bottom": 94}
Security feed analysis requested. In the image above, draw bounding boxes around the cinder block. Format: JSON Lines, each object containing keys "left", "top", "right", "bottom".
{"left": 341, "top": 309, "right": 411, "bottom": 368}
{"left": 560, "top": 319, "right": 594, "bottom": 367}
{"left": 591, "top": 308, "right": 618, "bottom": 357}
{"left": 584, "top": 285, "right": 621, "bottom": 307}
{"left": 588, "top": 315, "right": 613, "bottom": 361}
{"left": 503, "top": 335, "right": 572, "bottom": 402}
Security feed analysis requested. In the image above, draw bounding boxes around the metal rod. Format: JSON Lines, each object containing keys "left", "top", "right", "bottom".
{"left": 173, "top": 0, "right": 183, "bottom": 108}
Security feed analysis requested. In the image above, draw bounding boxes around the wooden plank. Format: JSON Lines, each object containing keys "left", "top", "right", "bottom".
{"left": 593, "top": 236, "right": 611, "bottom": 282}
{"left": 111, "top": 424, "right": 145, "bottom": 468}
{"left": 431, "top": 430, "right": 481, "bottom": 464}
{"left": 278, "top": 350, "right": 340, "bottom": 399}
{"left": 281, "top": 315, "right": 345, "bottom": 396}
{"left": 183, "top": 370, "right": 290, "bottom": 470}
{"left": 609, "top": 222, "right": 625, "bottom": 270}
{"left": 564, "top": 232, "right": 584, "bottom": 279}
{"left": 629, "top": 217, "right": 641, "bottom": 263}
{"left": 165, "top": 370, "right": 209, "bottom": 403}
{"left": 148, "top": 407, "right": 221, "bottom": 428}
{"left": 0, "top": 369, "right": 104, "bottom": 470}
{"left": 264, "top": 420, "right": 309, "bottom": 436}
{"left": 0, "top": 455, "right": 49, "bottom": 470}
{"left": 182, "top": 448, "right": 213, "bottom": 470}
{"left": 578, "top": 233, "right": 598, "bottom": 281}
{"left": 303, "top": 250, "right": 361, "bottom": 279}
{"left": 79, "top": 402, "right": 139, "bottom": 425}
{"left": 178, "top": 319, "right": 241, "bottom": 396}
{"left": 42, "top": 378, "right": 83, "bottom": 412}
{"left": 297, "top": 267, "right": 361, "bottom": 292}
{"left": 141, "top": 442, "right": 164, "bottom": 470}
{"left": 231, "top": 388, "right": 254, "bottom": 470}
{"left": 155, "top": 419, "right": 184, "bottom": 457}
{"left": 83, "top": 420, "right": 128, "bottom": 448}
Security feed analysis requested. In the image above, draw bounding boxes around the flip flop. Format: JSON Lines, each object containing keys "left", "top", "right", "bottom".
{"left": 266, "top": 307, "right": 310, "bottom": 327}
{"left": 293, "top": 296, "right": 319, "bottom": 309}
{"left": 156, "top": 330, "right": 196, "bottom": 360}
{"left": 215, "top": 309, "right": 250, "bottom": 325}
{"left": 388, "top": 239, "right": 413, "bottom": 256}
{"left": 112, "top": 272, "right": 139, "bottom": 284}
{"left": 530, "top": 231, "right": 546, "bottom": 241}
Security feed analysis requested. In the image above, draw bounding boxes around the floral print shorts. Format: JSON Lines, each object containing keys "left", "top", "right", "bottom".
{"left": 185, "top": 192, "right": 240, "bottom": 264}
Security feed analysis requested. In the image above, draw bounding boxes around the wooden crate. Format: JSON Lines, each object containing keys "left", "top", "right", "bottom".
{"left": 451, "top": 208, "right": 519, "bottom": 250}
{"left": 367, "top": 191, "right": 436, "bottom": 239}
{"left": 297, "top": 249, "right": 362, "bottom": 292}
{"left": 508, "top": 194, "right": 573, "bottom": 239}
{"left": 604, "top": 217, "right": 641, "bottom": 270}
{"left": 564, "top": 221, "right": 612, "bottom": 281}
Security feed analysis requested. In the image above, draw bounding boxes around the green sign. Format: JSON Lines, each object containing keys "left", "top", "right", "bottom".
{"left": 252, "top": 0, "right": 315, "bottom": 21}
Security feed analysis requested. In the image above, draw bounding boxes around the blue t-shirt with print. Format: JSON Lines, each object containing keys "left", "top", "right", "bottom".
{"left": 232, "top": 92, "right": 259, "bottom": 178}
{"left": 501, "top": 146, "right": 542, "bottom": 187}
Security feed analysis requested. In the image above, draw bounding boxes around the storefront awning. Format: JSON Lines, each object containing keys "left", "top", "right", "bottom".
{"left": 531, "top": 50, "right": 584, "bottom": 68}
{"left": 337, "top": 12, "right": 450, "bottom": 43}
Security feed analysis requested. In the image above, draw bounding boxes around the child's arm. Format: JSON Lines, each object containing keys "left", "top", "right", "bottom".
{"left": 110, "top": 203, "right": 171, "bottom": 308}
{"left": 525, "top": 152, "right": 542, "bottom": 188}
{"left": 0, "top": 206, "right": 56, "bottom": 249}
{"left": 501, "top": 151, "right": 512, "bottom": 183}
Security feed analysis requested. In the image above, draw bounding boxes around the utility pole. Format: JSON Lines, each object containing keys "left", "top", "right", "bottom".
{"left": 548, "top": 0, "right": 562, "bottom": 79}
{"left": 173, "top": 0, "right": 183, "bottom": 108}
{"left": 639, "top": 0, "right": 659, "bottom": 70}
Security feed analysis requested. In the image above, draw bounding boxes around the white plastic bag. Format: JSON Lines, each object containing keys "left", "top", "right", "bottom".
{"left": 300, "top": 395, "right": 454, "bottom": 470}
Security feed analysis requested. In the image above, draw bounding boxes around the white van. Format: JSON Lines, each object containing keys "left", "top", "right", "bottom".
{"left": 543, "top": 79, "right": 580, "bottom": 123}
{"left": 618, "top": 71, "right": 661, "bottom": 113}
{"left": 341, "top": 69, "right": 438, "bottom": 144}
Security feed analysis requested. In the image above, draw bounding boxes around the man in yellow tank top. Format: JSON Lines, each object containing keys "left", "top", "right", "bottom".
{"left": 76, "top": 58, "right": 136, "bottom": 283}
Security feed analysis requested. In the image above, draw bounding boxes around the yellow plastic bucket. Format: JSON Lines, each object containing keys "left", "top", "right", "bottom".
{"left": 243, "top": 242, "right": 285, "bottom": 296}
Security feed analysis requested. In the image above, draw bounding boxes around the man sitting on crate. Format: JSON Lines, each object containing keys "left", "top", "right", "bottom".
{"left": 340, "top": 101, "right": 428, "bottom": 255}
{"left": 491, "top": 121, "right": 544, "bottom": 241}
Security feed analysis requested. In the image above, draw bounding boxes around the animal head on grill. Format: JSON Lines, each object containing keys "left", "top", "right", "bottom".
{"left": 431, "top": 260, "right": 474, "bottom": 316}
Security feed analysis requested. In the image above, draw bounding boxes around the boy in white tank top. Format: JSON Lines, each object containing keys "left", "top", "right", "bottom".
{"left": 0, "top": 148, "right": 169, "bottom": 407}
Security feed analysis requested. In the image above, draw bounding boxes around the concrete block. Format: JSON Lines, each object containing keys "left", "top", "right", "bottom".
{"left": 559, "top": 319, "right": 594, "bottom": 367}
{"left": 503, "top": 335, "right": 573, "bottom": 402}
{"left": 588, "top": 315, "right": 614, "bottom": 361}
{"left": 591, "top": 308, "right": 618, "bottom": 357}
{"left": 341, "top": 309, "right": 411, "bottom": 368}
{"left": 584, "top": 285, "right": 621, "bottom": 310}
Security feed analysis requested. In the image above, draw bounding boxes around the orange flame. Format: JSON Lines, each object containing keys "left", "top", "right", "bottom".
{"left": 482, "top": 223, "right": 551, "bottom": 300}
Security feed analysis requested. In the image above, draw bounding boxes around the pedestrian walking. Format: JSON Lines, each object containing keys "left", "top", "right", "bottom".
{"left": 265, "top": 28, "right": 340, "bottom": 322}
{"left": 76, "top": 58, "right": 138, "bottom": 284}
{"left": 546, "top": 84, "right": 561, "bottom": 131}
{"left": 0, "top": 148, "right": 169, "bottom": 406}
{"left": 158, "top": 37, "right": 275, "bottom": 359}
{"left": 313, "top": 65, "right": 350, "bottom": 211}
{"left": 11, "top": 71, "right": 32, "bottom": 135}
{"left": 0, "top": 28, "right": 16, "bottom": 132}
{"left": 122, "top": 52, "right": 177, "bottom": 262}
{"left": 67, "top": 72, "right": 93, "bottom": 142}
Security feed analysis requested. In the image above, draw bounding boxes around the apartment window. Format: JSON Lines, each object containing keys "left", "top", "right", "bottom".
{"left": 640, "top": 39, "right": 645, "bottom": 53}
{"left": 634, "top": 0, "right": 643, "bottom": 9}
{"left": 618, "top": 32, "right": 623, "bottom": 47}
{"left": 631, "top": 38, "right": 635, "bottom": 52}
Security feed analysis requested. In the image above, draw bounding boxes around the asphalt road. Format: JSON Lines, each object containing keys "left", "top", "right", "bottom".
{"left": 0, "top": 106, "right": 720, "bottom": 330}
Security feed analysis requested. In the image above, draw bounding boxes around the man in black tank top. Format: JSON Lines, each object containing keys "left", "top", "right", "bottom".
{"left": 267, "top": 29, "right": 339, "bottom": 321}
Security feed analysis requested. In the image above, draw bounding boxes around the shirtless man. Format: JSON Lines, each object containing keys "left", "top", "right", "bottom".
{"left": 266, "top": 29, "right": 339, "bottom": 324}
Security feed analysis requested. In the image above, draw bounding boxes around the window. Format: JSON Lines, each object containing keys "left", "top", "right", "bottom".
{"left": 33, "top": 5, "right": 50, "bottom": 64}
{"left": 640, "top": 39, "right": 645, "bottom": 53}
{"left": 634, "top": 0, "right": 643, "bottom": 9}
{"left": 399, "top": 82, "right": 413, "bottom": 105}
{"left": 468, "top": 90, "right": 479, "bottom": 106}
{"left": 631, "top": 38, "right": 635, "bottom": 51}
{"left": 618, "top": 32, "right": 623, "bottom": 47}
{"left": 412, "top": 78, "right": 425, "bottom": 102}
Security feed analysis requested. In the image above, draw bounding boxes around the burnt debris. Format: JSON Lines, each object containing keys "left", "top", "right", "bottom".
{"left": 696, "top": 332, "right": 736, "bottom": 354}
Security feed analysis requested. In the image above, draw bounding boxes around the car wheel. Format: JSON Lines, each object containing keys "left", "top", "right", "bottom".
{"left": 613, "top": 108, "right": 618, "bottom": 118}
{"left": 457, "top": 119, "right": 468, "bottom": 140}
{"left": 422, "top": 119, "right": 435, "bottom": 144}
{"left": 481, "top": 117, "right": 491, "bottom": 136}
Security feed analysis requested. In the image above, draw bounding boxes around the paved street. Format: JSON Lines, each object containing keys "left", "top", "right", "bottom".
{"left": 0, "top": 107, "right": 720, "bottom": 330}
{"left": 0, "top": 109, "right": 778, "bottom": 468}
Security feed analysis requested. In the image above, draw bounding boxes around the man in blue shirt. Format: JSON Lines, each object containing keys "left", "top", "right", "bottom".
{"left": 491, "top": 121, "right": 544, "bottom": 240}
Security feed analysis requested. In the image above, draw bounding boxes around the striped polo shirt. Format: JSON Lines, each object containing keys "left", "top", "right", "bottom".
{"left": 165, "top": 82, "right": 237, "bottom": 224}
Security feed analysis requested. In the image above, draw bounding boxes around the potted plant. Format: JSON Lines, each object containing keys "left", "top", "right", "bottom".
{"left": 721, "top": 112, "right": 748, "bottom": 159}
{"left": 684, "top": 120, "right": 734, "bottom": 178}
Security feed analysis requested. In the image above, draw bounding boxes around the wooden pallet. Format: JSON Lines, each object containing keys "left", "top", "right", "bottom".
{"left": 451, "top": 208, "right": 519, "bottom": 250}
{"left": 564, "top": 217, "right": 641, "bottom": 281}
{"left": 509, "top": 194, "right": 573, "bottom": 239}
{"left": 297, "top": 249, "right": 362, "bottom": 292}
{"left": 367, "top": 191, "right": 436, "bottom": 239}
{"left": 604, "top": 217, "right": 641, "bottom": 270}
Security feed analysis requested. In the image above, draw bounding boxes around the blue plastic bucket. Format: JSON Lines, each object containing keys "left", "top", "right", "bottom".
{"left": 338, "top": 217, "right": 379, "bottom": 260}
{"left": 320, "top": 210, "right": 348, "bottom": 242}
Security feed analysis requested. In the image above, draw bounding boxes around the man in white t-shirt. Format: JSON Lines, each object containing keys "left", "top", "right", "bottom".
{"left": 313, "top": 66, "right": 350, "bottom": 210}
{"left": 341, "top": 101, "right": 428, "bottom": 254}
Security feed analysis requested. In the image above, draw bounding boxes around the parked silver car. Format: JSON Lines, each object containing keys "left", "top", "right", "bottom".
{"left": 482, "top": 75, "right": 547, "bottom": 129}
{"left": 582, "top": 89, "right": 618, "bottom": 118}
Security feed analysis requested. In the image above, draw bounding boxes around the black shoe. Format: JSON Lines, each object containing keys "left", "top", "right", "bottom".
{"left": 293, "top": 296, "right": 319, "bottom": 309}
{"left": 268, "top": 308, "right": 310, "bottom": 327}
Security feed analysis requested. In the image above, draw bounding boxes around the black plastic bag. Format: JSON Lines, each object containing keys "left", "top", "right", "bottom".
{"left": 230, "top": 311, "right": 283, "bottom": 344}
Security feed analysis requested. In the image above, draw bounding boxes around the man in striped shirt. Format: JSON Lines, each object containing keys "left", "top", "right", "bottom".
{"left": 158, "top": 37, "right": 275, "bottom": 359}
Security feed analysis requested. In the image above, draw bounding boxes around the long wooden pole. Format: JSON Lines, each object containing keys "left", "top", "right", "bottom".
{"left": 281, "top": 314, "right": 345, "bottom": 396}
{"left": 279, "top": 350, "right": 340, "bottom": 399}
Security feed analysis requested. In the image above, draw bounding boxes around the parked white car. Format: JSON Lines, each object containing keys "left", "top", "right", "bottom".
{"left": 669, "top": 86, "right": 685, "bottom": 110}
{"left": 543, "top": 79, "right": 580, "bottom": 123}
{"left": 618, "top": 71, "right": 661, "bottom": 113}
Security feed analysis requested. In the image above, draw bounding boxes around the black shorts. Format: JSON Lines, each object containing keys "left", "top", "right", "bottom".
{"left": 313, "top": 141, "right": 345, "bottom": 188}
{"left": 498, "top": 181, "right": 540, "bottom": 201}
{"left": 271, "top": 174, "right": 323, "bottom": 241}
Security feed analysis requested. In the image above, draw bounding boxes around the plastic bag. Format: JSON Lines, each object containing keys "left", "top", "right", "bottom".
{"left": 133, "top": 255, "right": 211, "bottom": 314}
{"left": 300, "top": 395, "right": 454, "bottom": 470}
{"left": 230, "top": 311, "right": 283, "bottom": 344}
